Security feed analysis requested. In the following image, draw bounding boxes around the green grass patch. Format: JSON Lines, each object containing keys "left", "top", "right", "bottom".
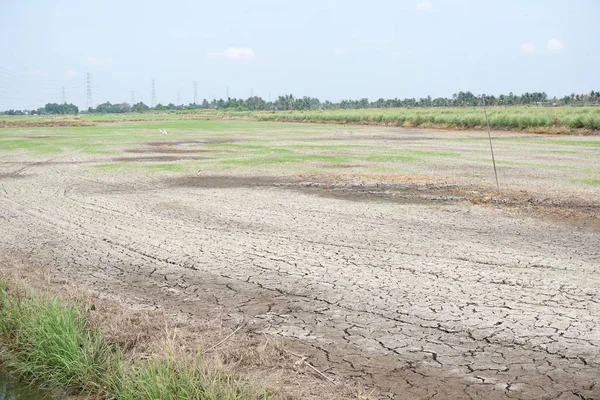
{"left": 404, "top": 149, "right": 461, "bottom": 157}
{"left": 573, "top": 177, "right": 600, "bottom": 186}
{"left": 0, "top": 138, "right": 63, "bottom": 155}
{"left": 205, "top": 143, "right": 295, "bottom": 154}
{"left": 290, "top": 144, "right": 374, "bottom": 150}
{"left": 111, "top": 356, "right": 261, "bottom": 400}
{"left": 94, "top": 163, "right": 126, "bottom": 171}
{"left": 145, "top": 163, "right": 189, "bottom": 172}
{"left": 94, "top": 162, "right": 194, "bottom": 174}
{"left": 541, "top": 149, "right": 580, "bottom": 155}
{"left": 220, "top": 154, "right": 351, "bottom": 166}
{"left": 363, "top": 154, "right": 418, "bottom": 163}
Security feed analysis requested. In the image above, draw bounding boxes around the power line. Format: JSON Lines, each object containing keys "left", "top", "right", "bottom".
{"left": 151, "top": 79, "right": 156, "bottom": 107}
{"left": 86, "top": 73, "right": 92, "bottom": 109}
{"left": 193, "top": 81, "right": 198, "bottom": 104}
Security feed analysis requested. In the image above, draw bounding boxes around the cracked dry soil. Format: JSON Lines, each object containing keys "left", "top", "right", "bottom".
{"left": 0, "top": 128, "right": 599, "bottom": 399}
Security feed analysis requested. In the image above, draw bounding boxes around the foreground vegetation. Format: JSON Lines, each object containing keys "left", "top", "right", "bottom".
{"left": 0, "top": 280, "right": 265, "bottom": 399}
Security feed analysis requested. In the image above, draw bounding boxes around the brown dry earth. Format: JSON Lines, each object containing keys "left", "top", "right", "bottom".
{"left": 0, "top": 126, "right": 599, "bottom": 399}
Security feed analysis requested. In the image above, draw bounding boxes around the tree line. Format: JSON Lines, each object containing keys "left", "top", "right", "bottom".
{"left": 2, "top": 90, "right": 599, "bottom": 115}
{"left": 2, "top": 103, "right": 79, "bottom": 115}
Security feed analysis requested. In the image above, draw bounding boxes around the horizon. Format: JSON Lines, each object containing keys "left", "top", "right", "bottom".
{"left": 7, "top": 89, "right": 600, "bottom": 114}
{"left": 1, "top": 0, "right": 598, "bottom": 110}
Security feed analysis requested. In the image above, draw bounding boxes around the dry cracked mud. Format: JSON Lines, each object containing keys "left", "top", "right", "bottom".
{"left": 0, "top": 125, "right": 598, "bottom": 399}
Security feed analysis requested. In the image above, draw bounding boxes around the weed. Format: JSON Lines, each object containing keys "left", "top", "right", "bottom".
{"left": 0, "top": 285, "right": 111, "bottom": 393}
{"left": 0, "top": 282, "right": 264, "bottom": 399}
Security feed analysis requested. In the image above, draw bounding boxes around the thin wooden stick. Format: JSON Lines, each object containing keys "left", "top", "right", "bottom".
{"left": 202, "top": 323, "right": 245, "bottom": 355}
{"left": 482, "top": 95, "right": 500, "bottom": 193}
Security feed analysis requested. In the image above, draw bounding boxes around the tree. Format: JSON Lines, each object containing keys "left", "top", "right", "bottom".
{"left": 132, "top": 102, "right": 150, "bottom": 112}
{"left": 40, "top": 103, "right": 78, "bottom": 115}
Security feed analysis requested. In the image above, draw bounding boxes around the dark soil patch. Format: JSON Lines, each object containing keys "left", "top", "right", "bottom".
{"left": 297, "top": 182, "right": 465, "bottom": 205}
{"left": 112, "top": 156, "right": 207, "bottom": 162}
{"left": 320, "top": 164, "right": 363, "bottom": 169}
{"left": 169, "top": 175, "right": 461, "bottom": 205}
{"left": 126, "top": 148, "right": 210, "bottom": 154}
{"left": 0, "top": 160, "right": 97, "bottom": 166}
{"left": 170, "top": 175, "right": 290, "bottom": 189}
{"left": 169, "top": 175, "right": 599, "bottom": 228}
{"left": 0, "top": 173, "right": 29, "bottom": 180}
{"left": 24, "top": 135, "right": 52, "bottom": 139}
{"left": 0, "top": 120, "right": 94, "bottom": 128}
{"left": 147, "top": 138, "right": 237, "bottom": 147}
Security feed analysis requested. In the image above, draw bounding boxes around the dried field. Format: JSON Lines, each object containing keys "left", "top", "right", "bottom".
{"left": 1, "top": 120, "right": 599, "bottom": 399}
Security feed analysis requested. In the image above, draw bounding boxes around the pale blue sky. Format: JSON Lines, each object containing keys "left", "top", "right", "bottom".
{"left": 0, "top": 0, "right": 598, "bottom": 109}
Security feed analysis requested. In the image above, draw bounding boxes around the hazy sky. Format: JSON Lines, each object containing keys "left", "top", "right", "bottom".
{"left": 0, "top": 0, "right": 598, "bottom": 109}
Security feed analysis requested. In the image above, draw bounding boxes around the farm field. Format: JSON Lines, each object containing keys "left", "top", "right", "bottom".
{"left": 0, "top": 119, "right": 599, "bottom": 399}
{"left": 2, "top": 106, "right": 600, "bottom": 134}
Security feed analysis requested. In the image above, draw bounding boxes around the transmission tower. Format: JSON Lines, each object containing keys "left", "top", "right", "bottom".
{"left": 151, "top": 79, "right": 156, "bottom": 107}
{"left": 86, "top": 73, "right": 93, "bottom": 108}
{"left": 130, "top": 90, "right": 135, "bottom": 105}
{"left": 177, "top": 92, "right": 181, "bottom": 106}
{"left": 193, "top": 81, "right": 198, "bottom": 104}
{"left": 226, "top": 85, "right": 229, "bottom": 99}
{"left": 250, "top": 88, "right": 253, "bottom": 98}
{"left": 61, "top": 87, "right": 66, "bottom": 104}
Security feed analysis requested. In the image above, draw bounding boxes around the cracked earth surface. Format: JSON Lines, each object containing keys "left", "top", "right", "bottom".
{"left": 0, "top": 125, "right": 599, "bottom": 399}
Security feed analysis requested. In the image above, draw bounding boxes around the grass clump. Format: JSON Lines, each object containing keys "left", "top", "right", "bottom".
{"left": 0, "top": 281, "right": 265, "bottom": 399}
{"left": 111, "top": 356, "right": 263, "bottom": 400}
{"left": 0, "top": 282, "right": 110, "bottom": 393}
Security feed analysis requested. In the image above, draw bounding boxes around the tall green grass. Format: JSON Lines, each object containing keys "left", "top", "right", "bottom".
{"left": 4, "top": 107, "right": 599, "bottom": 132}
{"left": 251, "top": 107, "right": 600, "bottom": 131}
{"left": 111, "top": 356, "right": 259, "bottom": 400}
{"left": 0, "top": 283, "right": 110, "bottom": 393}
{"left": 0, "top": 281, "right": 265, "bottom": 399}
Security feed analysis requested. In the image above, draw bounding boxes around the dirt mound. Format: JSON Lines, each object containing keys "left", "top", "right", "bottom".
{"left": 0, "top": 120, "right": 94, "bottom": 128}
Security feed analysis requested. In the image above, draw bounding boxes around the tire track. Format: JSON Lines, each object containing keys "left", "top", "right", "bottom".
{"left": 0, "top": 164, "right": 599, "bottom": 399}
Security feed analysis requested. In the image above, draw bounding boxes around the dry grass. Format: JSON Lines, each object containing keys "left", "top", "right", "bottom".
{"left": 0, "top": 256, "right": 375, "bottom": 400}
